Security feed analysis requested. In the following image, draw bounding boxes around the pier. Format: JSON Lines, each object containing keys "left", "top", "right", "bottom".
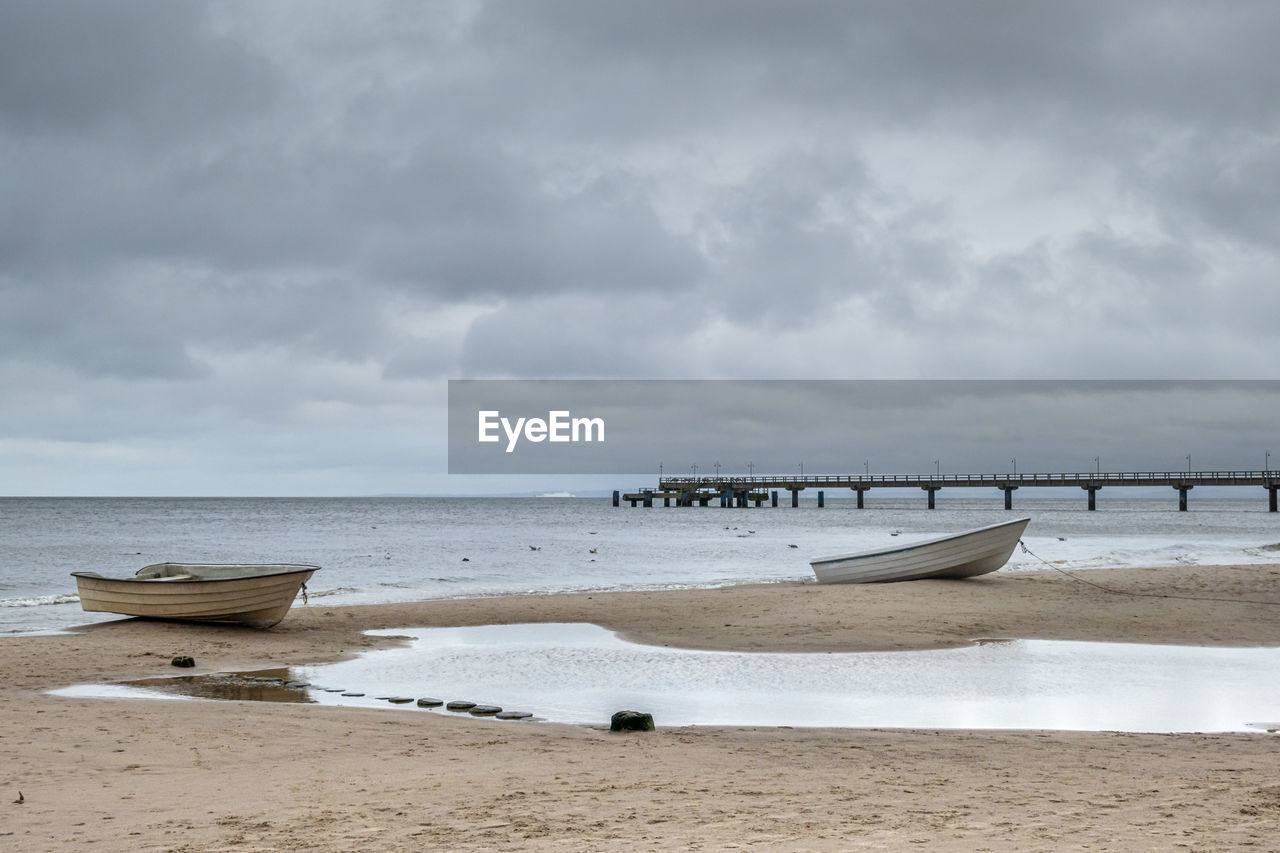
{"left": 616, "top": 470, "right": 1280, "bottom": 511}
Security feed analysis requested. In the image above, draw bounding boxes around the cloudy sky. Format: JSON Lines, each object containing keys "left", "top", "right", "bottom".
{"left": 2, "top": 1, "right": 1277, "bottom": 495}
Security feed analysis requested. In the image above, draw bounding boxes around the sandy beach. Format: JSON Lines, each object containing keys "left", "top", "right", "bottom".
{"left": 4, "top": 563, "right": 1280, "bottom": 851}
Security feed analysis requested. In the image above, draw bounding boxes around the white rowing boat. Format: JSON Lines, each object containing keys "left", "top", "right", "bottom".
{"left": 810, "top": 518, "right": 1030, "bottom": 584}
{"left": 71, "top": 562, "right": 319, "bottom": 628}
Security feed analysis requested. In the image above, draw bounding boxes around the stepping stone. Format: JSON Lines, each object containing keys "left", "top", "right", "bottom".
{"left": 445, "top": 700, "right": 477, "bottom": 712}
{"left": 341, "top": 692, "right": 365, "bottom": 697}
{"left": 495, "top": 711, "right": 533, "bottom": 721}
{"left": 416, "top": 698, "right": 443, "bottom": 708}
{"left": 387, "top": 697, "right": 414, "bottom": 704}
{"left": 284, "top": 681, "right": 310, "bottom": 689}
{"left": 469, "top": 705, "right": 502, "bottom": 716}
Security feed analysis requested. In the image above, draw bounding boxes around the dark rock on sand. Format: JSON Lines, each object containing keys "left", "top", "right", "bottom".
{"left": 610, "top": 710, "right": 655, "bottom": 732}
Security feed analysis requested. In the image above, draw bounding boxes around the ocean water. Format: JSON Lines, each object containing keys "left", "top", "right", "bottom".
{"left": 3, "top": 495, "right": 1279, "bottom": 635}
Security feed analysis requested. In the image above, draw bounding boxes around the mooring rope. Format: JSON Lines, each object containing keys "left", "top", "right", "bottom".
{"left": 300, "top": 580, "right": 309, "bottom": 606}
{"left": 1017, "top": 539, "right": 1280, "bottom": 607}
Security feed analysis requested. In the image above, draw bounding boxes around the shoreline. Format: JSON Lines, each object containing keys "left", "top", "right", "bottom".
{"left": 5, "top": 563, "right": 1280, "bottom": 850}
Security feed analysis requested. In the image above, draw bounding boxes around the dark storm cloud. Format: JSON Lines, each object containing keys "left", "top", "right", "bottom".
{"left": 0, "top": 2, "right": 271, "bottom": 136}
{"left": 2, "top": 1, "right": 1278, "bottom": 493}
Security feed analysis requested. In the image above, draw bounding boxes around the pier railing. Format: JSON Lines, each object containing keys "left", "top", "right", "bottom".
{"left": 658, "top": 470, "right": 1279, "bottom": 489}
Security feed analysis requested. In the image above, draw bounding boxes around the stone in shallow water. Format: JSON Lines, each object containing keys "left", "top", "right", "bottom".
{"left": 610, "top": 710, "right": 655, "bottom": 732}
{"left": 495, "top": 711, "right": 533, "bottom": 721}
{"left": 387, "top": 697, "right": 414, "bottom": 704}
{"left": 171, "top": 656, "right": 195, "bottom": 668}
{"left": 341, "top": 692, "right": 365, "bottom": 697}
{"left": 416, "top": 697, "right": 443, "bottom": 708}
{"left": 469, "top": 705, "right": 502, "bottom": 716}
{"left": 445, "top": 700, "right": 477, "bottom": 712}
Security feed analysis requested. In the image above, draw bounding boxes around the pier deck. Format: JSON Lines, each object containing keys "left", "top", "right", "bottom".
{"left": 617, "top": 470, "right": 1280, "bottom": 511}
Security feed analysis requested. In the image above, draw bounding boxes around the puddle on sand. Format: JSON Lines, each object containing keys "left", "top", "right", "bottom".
{"left": 125, "top": 668, "right": 313, "bottom": 704}
{"left": 51, "top": 623, "right": 1280, "bottom": 733}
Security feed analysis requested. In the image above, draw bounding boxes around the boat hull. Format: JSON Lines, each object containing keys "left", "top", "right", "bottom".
{"left": 810, "top": 518, "right": 1030, "bottom": 584}
{"left": 72, "top": 563, "right": 318, "bottom": 628}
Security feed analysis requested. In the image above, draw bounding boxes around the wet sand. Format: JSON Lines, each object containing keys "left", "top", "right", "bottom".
{"left": 4, "top": 563, "right": 1280, "bottom": 850}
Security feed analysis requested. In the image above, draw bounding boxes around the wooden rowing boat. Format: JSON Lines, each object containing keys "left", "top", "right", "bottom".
{"left": 809, "top": 518, "right": 1030, "bottom": 584}
{"left": 71, "top": 562, "right": 319, "bottom": 628}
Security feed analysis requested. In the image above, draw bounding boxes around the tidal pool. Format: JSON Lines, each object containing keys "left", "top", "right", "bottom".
{"left": 54, "top": 623, "right": 1280, "bottom": 733}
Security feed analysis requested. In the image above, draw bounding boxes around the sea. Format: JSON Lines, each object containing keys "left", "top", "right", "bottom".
{"left": 3, "top": 495, "right": 1280, "bottom": 636}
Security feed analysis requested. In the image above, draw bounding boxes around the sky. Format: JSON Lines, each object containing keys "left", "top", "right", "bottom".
{"left": 1, "top": 1, "right": 1277, "bottom": 496}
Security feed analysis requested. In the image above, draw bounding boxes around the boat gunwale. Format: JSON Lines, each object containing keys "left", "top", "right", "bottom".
{"left": 71, "top": 565, "right": 319, "bottom": 584}
{"left": 809, "top": 518, "right": 1030, "bottom": 567}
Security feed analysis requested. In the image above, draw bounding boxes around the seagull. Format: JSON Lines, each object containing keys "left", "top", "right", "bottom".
{"left": 788, "top": 544, "right": 798, "bottom": 548}
{"left": 588, "top": 548, "right": 597, "bottom": 554}
{"left": 13, "top": 792, "right": 22, "bottom": 804}
{"left": 528, "top": 545, "right": 541, "bottom": 551}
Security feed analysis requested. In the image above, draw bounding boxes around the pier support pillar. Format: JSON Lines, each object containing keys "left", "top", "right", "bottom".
{"left": 643, "top": 490, "right": 653, "bottom": 508}
{"left": 852, "top": 487, "right": 868, "bottom": 509}
{"left": 1176, "top": 485, "right": 1193, "bottom": 511}
{"left": 719, "top": 491, "right": 728, "bottom": 508}
{"left": 612, "top": 490, "right": 619, "bottom": 508}
{"left": 1000, "top": 485, "right": 1018, "bottom": 510}
{"left": 663, "top": 496, "right": 670, "bottom": 507}
{"left": 1270, "top": 487, "right": 1278, "bottom": 512}
{"left": 791, "top": 489, "right": 800, "bottom": 508}
{"left": 817, "top": 490, "right": 824, "bottom": 508}
{"left": 1083, "top": 486, "right": 1099, "bottom": 510}
{"left": 923, "top": 486, "right": 939, "bottom": 509}
{"left": 771, "top": 490, "right": 778, "bottom": 508}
